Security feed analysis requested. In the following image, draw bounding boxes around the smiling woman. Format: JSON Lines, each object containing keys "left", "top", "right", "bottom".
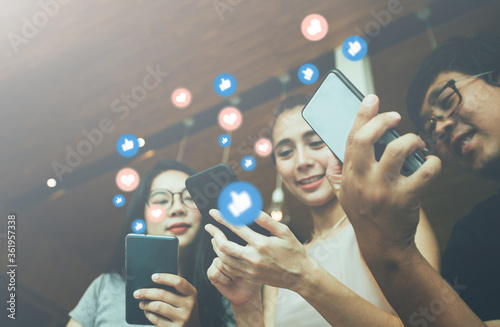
{"left": 66, "top": 159, "right": 236, "bottom": 327}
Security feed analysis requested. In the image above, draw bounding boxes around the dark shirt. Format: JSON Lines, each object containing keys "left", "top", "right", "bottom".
{"left": 441, "top": 190, "right": 500, "bottom": 321}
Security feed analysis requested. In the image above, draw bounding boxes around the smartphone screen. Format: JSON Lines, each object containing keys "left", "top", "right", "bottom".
{"left": 302, "top": 69, "right": 425, "bottom": 176}
{"left": 185, "top": 163, "right": 270, "bottom": 245}
{"left": 125, "top": 234, "right": 178, "bottom": 325}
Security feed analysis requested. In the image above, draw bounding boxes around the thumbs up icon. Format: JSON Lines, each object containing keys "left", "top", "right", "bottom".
{"left": 227, "top": 191, "right": 252, "bottom": 218}
{"left": 348, "top": 41, "right": 362, "bottom": 56}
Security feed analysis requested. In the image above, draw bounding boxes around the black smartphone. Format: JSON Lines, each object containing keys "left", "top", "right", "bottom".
{"left": 125, "top": 234, "right": 178, "bottom": 325}
{"left": 185, "top": 163, "right": 269, "bottom": 245}
{"left": 302, "top": 69, "right": 425, "bottom": 176}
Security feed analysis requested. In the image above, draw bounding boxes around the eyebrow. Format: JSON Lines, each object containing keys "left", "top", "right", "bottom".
{"left": 274, "top": 130, "right": 318, "bottom": 149}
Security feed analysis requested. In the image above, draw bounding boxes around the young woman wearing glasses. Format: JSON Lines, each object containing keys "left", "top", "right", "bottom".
{"left": 67, "top": 159, "right": 236, "bottom": 327}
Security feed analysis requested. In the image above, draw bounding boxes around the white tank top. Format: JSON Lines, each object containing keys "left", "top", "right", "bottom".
{"left": 274, "top": 223, "right": 395, "bottom": 326}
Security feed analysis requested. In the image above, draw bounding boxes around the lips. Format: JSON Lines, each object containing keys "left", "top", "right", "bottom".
{"left": 296, "top": 174, "right": 325, "bottom": 190}
{"left": 452, "top": 130, "right": 475, "bottom": 157}
{"left": 167, "top": 223, "right": 191, "bottom": 235}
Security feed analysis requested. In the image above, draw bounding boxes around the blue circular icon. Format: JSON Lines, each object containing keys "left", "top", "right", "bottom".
{"left": 113, "top": 194, "right": 126, "bottom": 207}
{"left": 218, "top": 134, "right": 231, "bottom": 148}
{"left": 342, "top": 35, "right": 368, "bottom": 61}
{"left": 241, "top": 156, "right": 256, "bottom": 171}
{"left": 117, "top": 134, "right": 139, "bottom": 157}
{"left": 131, "top": 219, "right": 146, "bottom": 233}
{"left": 214, "top": 73, "right": 237, "bottom": 97}
{"left": 298, "top": 63, "right": 319, "bottom": 85}
{"left": 218, "top": 181, "right": 263, "bottom": 226}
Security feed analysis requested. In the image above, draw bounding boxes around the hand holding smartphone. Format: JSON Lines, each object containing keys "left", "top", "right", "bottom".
{"left": 125, "top": 234, "right": 178, "bottom": 325}
{"left": 302, "top": 69, "right": 425, "bottom": 176}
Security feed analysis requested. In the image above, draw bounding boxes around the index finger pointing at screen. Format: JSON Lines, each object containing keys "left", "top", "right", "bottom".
{"left": 209, "top": 209, "right": 267, "bottom": 245}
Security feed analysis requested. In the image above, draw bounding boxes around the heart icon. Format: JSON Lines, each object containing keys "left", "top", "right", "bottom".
{"left": 120, "top": 174, "right": 135, "bottom": 186}
{"left": 176, "top": 92, "right": 186, "bottom": 103}
{"left": 223, "top": 113, "right": 237, "bottom": 125}
{"left": 307, "top": 19, "right": 322, "bottom": 36}
{"left": 151, "top": 209, "right": 162, "bottom": 218}
{"left": 258, "top": 143, "right": 269, "bottom": 152}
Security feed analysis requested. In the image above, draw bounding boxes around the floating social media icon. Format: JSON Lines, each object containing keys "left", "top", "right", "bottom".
{"left": 241, "top": 156, "right": 256, "bottom": 171}
{"left": 254, "top": 138, "right": 273, "bottom": 157}
{"left": 218, "top": 106, "right": 242, "bottom": 131}
{"left": 218, "top": 181, "right": 262, "bottom": 226}
{"left": 219, "top": 134, "right": 231, "bottom": 147}
{"left": 116, "top": 168, "right": 140, "bottom": 192}
{"left": 301, "top": 14, "right": 328, "bottom": 41}
{"left": 342, "top": 36, "right": 368, "bottom": 61}
{"left": 117, "top": 134, "right": 139, "bottom": 157}
{"left": 131, "top": 219, "right": 146, "bottom": 233}
{"left": 298, "top": 63, "right": 319, "bottom": 85}
{"left": 214, "top": 73, "right": 237, "bottom": 97}
{"left": 113, "top": 194, "right": 126, "bottom": 207}
{"left": 147, "top": 204, "right": 165, "bottom": 222}
{"left": 171, "top": 87, "right": 192, "bottom": 109}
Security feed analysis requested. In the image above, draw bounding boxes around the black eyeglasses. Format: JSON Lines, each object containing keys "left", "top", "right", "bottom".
{"left": 146, "top": 188, "right": 197, "bottom": 210}
{"left": 421, "top": 71, "right": 495, "bottom": 138}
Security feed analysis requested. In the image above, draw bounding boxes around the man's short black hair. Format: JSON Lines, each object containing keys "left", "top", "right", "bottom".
{"left": 406, "top": 32, "right": 500, "bottom": 130}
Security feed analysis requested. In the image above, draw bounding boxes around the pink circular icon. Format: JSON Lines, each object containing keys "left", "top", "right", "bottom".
{"left": 254, "top": 138, "right": 273, "bottom": 157}
{"left": 116, "top": 168, "right": 140, "bottom": 192}
{"left": 171, "top": 87, "right": 192, "bottom": 109}
{"left": 218, "top": 106, "right": 243, "bottom": 131}
{"left": 147, "top": 205, "right": 165, "bottom": 222}
{"left": 301, "top": 14, "right": 328, "bottom": 41}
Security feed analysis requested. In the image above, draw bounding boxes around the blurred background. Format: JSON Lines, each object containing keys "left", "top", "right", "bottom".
{"left": 1, "top": 0, "right": 499, "bottom": 325}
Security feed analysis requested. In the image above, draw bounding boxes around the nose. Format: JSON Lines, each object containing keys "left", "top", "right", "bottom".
{"left": 167, "top": 194, "right": 186, "bottom": 218}
{"left": 434, "top": 116, "right": 457, "bottom": 142}
{"left": 295, "top": 146, "right": 314, "bottom": 171}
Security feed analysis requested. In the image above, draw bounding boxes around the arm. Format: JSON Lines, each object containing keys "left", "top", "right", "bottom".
{"left": 328, "top": 94, "right": 486, "bottom": 326}
{"left": 262, "top": 285, "right": 277, "bottom": 327}
{"left": 206, "top": 210, "right": 404, "bottom": 327}
{"left": 66, "top": 318, "right": 83, "bottom": 327}
{"left": 415, "top": 208, "right": 441, "bottom": 272}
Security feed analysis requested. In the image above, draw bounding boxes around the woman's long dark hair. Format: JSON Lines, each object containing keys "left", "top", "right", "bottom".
{"left": 108, "top": 159, "right": 231, "bottom": 326}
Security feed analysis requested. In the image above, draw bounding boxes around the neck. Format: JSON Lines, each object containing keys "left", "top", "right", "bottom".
{"left": 308, "top": 197, "right": 346, "bottom": 237}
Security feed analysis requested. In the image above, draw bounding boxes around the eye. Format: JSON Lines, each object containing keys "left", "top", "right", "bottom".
{"left": 437, "top": 91, "right": 459, "bottom": 111}
{"left": 310, "top": 140, "right": 324, "bottom": 147}
{"left": 277, "top": 149, "right": 293, "bottom": 158}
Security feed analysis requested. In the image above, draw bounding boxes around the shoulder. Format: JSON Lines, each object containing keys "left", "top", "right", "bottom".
{"left": 449, "top": 191, "right": 500, "bottom": 242}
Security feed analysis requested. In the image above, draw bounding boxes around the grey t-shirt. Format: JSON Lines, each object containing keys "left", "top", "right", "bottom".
{"left": 70, "top": 272, "right": 236, "bottom": 327}
{"left": 70, "top": 272, "right": 149, "bottom": 327}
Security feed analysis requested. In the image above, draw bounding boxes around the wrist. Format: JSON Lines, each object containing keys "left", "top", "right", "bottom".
{"left": 231, "top": 291, "right": 262, "bottom": 313}
{"left": 293, "top": 256, "right": 321, "bottom": 298}
{"left": 364, "top": 241, "right": 422, "bottom": 277}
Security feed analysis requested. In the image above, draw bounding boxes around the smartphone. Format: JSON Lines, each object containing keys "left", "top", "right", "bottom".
{"left": 302, "top": 69, "right": 425, "bottom": 176}
{"left": 125, "top": 234, "right": 178, "bottom": 325}
{"left": 185, "top": 163, "right": 269, "bottom": 245}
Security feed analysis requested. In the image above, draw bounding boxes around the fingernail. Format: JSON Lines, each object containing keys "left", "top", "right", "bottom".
{"left": 205, "top": 224, "right": 212, "bottom": 231}
{"left": 139, "top": 301, "right": 145, "bottom": 309}
{"left": 134, "top": 290, "right": 140, "bottom": 298}
{"left": 151, "top": 273, "right": 159, "bottom": 281}
{"left": 386, "top": 111, "right": 401, "bottom": 119}
{"left": 363, "top": 94, "right": 377, "bottom": 105}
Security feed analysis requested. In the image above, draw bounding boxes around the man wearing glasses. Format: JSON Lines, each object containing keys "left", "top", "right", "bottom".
{"left": 328, "top": 33, "right": 500, "bottom": 326}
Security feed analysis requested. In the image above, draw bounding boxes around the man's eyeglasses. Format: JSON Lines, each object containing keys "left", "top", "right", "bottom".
{"left": 421, "top": 70, "right": 495, "bottom": 138}
{"left": 146, "top": 188, "right": 197, "bottom": 210}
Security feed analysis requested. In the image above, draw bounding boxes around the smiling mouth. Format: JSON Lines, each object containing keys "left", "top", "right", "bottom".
{"left": 453, "top": 130, "right": 475, "bottom": 156}
{"left": 297, "top": 174, "right": 324, "bottom": 185}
